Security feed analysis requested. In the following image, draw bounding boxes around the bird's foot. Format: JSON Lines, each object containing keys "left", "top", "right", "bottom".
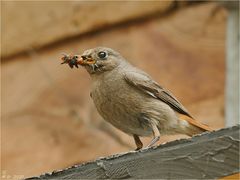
{"left": 146, "top": 136, "right": 160, "bottom": 148}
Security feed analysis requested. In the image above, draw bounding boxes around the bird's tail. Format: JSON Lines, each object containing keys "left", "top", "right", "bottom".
{"left": 178, "top": 114, "right": 213, "bottom": 137}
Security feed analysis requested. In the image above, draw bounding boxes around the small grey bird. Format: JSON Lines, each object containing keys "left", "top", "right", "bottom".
{"left": 61, "top": 47, "right": 211, "bottom": 150}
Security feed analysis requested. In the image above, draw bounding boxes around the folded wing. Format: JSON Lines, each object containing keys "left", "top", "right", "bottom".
{"left": 124, "top": 71, "right": 211, "bottom": 132}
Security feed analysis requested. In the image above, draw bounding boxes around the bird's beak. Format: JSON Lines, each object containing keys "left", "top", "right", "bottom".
{"left": 80, "top": 55, "right": 96, "bottom": 65}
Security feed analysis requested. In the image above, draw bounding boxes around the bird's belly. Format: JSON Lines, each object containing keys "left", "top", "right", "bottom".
{"left": 91, "top": 80, "right": 179, "bottom": 136}
{"left": 91, "top": 84, "right": 153, "bottom": 136}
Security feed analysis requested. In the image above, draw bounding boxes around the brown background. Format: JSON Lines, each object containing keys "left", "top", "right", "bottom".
{"left": 1, "top": 1, "right": 226, "bottom": 178}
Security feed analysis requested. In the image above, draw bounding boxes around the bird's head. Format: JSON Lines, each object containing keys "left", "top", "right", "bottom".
{"left": 62, "top": 47, "right": 127, "bottom": 75}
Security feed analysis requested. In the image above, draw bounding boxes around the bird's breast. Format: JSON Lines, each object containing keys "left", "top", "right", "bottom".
{"left": 91, "top": 76, "right": 132, "bottom": 115}
{"left": 90, "top": 75, "right": 153, "bottom": 136}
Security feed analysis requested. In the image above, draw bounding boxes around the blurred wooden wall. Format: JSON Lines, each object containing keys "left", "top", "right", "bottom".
{"left": 1, "top": 1, "right": 227, "bottom": 178}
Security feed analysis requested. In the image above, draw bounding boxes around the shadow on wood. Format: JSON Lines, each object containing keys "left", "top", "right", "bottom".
{"left": 27, "top": 125, "right": 239, "bottom": 179}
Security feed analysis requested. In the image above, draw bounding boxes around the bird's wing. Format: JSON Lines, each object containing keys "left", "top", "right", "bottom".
{"left": 124, "top": 71, "right": 212, "bottom": 132}
{"left": 123, "top": 71, "right": 193, "bottom": 118}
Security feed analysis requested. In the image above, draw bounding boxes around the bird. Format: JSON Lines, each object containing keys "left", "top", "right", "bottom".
{"left": 61, "top": 47, "right": 212, "bottom": 150}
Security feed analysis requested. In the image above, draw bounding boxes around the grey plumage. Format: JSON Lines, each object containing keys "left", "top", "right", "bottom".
{"left": 65, "top": 47, "right": 210, "bottom": 150}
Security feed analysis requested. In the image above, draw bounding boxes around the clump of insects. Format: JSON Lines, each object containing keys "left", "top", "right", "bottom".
{"left": 61, "top": 54, "right": 81, "bottom": 68}
{"left": 61, "top": 53, "right": 99, "bottom": 72}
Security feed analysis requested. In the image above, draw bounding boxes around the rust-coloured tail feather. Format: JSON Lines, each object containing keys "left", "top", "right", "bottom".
{"left": 179, "top": 114, "right": 213, "bottom": 136}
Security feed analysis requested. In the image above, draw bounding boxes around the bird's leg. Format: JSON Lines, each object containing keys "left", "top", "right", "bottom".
{"left": 146, "top": 122, "right": 160, "bottom": 148}
{"left": 133, "top": 134, "right": 143, "bottom": 150}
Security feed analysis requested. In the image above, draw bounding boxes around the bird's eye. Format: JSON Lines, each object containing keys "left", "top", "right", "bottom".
{"left": 98, "top": 51, "right": 107, "bottom": 59}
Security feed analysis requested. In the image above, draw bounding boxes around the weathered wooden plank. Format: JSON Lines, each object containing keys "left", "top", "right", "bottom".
{"left": 27, "top": 125, "right": 239, "bottom": 179}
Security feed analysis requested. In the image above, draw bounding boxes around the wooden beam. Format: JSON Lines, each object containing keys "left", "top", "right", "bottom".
{"left": 26, "top": 125, "right": 239, "bottom": 179}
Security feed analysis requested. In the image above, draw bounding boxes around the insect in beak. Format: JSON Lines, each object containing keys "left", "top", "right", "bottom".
{"left": 61, "top": 53, "right": 97, "bottom": 69}
{"left": 61, "top": 54, "right": 84, "bottom": 68}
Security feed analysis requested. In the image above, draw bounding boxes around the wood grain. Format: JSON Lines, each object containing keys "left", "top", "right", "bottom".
{"left": 27, "top": 125, "right": 239, "bottom": 179}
